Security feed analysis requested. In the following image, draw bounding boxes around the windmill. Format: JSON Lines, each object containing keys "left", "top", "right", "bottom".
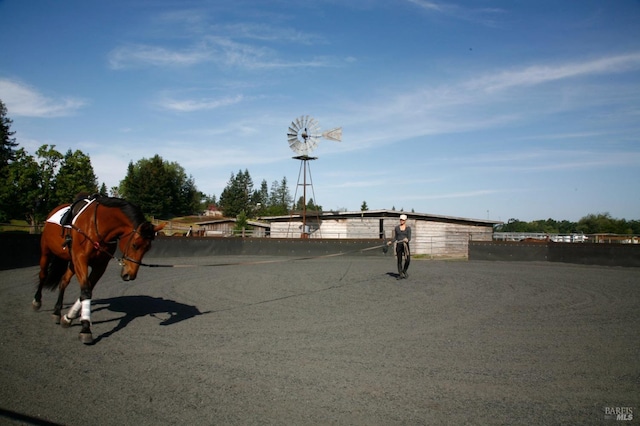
{"left": 287, "top": 115, "right": 342, "bottom": 238}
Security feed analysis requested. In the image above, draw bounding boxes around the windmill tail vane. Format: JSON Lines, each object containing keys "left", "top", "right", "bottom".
{"left": 322, "top": 127, "right": 342, "bottom": 142}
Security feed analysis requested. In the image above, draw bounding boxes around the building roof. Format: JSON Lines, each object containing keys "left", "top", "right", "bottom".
{"left": 195, "top": 218, "right": 271, "bottom": 229}
{"left": 260, "top": 209, "right": 502, "bottom": 226}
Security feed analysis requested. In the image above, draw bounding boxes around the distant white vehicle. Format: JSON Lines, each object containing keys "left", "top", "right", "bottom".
{"left": 550, "top": 234, "right": 588, "bottom": 243}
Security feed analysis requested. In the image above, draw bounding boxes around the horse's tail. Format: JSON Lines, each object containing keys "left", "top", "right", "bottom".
{"left": 42, "top": 255, "right": 70, "bottom": 291}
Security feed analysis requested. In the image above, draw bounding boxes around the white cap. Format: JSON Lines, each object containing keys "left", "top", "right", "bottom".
{"left": 399, "top": 214, "right": 407, "bottom": 221}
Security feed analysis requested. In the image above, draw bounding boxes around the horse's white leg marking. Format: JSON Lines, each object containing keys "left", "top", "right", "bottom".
{"left": 81, "top": 299, "right": 91, "bottom": 322}
{"left": 61, "top": 298, "right": 82, "bottom": 326}
{"left": 67, "top": 298, "right": 82, "bottom": 319}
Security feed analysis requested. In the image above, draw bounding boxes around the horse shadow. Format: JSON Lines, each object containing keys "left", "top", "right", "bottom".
{"left": 88, "top": 295, "right": 209, "bottom": 344}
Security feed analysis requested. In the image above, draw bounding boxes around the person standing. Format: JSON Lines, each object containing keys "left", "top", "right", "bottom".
{"left": 390, "top": 214, "right": 411, "bottom": 279}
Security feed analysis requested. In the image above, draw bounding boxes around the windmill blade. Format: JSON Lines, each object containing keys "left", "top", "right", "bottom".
{"left": 307, "top": 118, "right": 321, "bottom": 137}
{"left": 322, "top": 127, "right": 342, "bottom": 142}
{"left": 307, "top": 116, "right": 318, "bottom": 128}
{"left": 288, "top": 122, "right": 300, "bottom": 136}
{"left": 290, "top": 141, "right": 304, "bottom": 153}
{"left": 304, "top": 117, "right": 317, "bottom": 138}
{"left": 289, "top": 139, "right": 305, "bottom": 154}
{"left": 287, "top": 124, "right": 299, "bottom": 143}
{"left": 306, "top": 136, "right": 319, "bottom": 151}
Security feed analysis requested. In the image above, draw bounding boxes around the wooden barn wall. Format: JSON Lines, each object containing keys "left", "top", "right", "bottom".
{"left": 201, "top": 222, "right": 234, "bottom": 237}
{"left": 384, "top": 219, "right": 493, "bottom": 258}
{"left": 271, "top": 218, "right": 372, "bottom": 239}
{"left": 343, "top": 217, "right": 379, "bottom": 238}
{"left": 318, "top": 219, "right": 349, "bottom": 238}
{"left": 270, "top": 221, "right": 306, "bottom": 238}
{"left": 421, "top": 222, "right": 475, "bottom": 258}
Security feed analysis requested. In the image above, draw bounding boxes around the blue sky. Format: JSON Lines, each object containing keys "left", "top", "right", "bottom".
{"left": 1, "top": 0, "right": 639, "bottom": 222}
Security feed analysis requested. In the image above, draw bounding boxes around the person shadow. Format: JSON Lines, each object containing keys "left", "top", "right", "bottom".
{"left": 88, "top": 295, "right": 210, "bottom": 344}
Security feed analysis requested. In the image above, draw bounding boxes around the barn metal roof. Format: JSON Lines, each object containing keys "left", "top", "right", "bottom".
{"left": 260, "top": 209, "right": 502, "bottom": 226}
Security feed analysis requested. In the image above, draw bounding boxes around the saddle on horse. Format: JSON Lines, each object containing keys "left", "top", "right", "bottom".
{"left": 60, "top": 193, "right": 99, "bottom": 247}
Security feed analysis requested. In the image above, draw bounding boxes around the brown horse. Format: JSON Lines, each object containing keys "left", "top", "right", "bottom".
{"left": 32, "top": 195, "right": 165, "bottom": 344}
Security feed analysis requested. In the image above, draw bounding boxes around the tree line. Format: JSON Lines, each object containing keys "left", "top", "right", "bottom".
{"left": 1, "top": 99, "right": 638, "bottom": 234}
{"left": 495, "top": 215, "right": 640, "bottom": 235}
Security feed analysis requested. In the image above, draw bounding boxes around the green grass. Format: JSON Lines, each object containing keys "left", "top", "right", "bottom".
{"left": 0, "top": 219, "right": 34, "bottom": 233}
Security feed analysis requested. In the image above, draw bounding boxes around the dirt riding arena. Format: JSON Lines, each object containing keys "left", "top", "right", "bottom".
{"left": 1, "top": 256, "right": 638, "bottom": 425}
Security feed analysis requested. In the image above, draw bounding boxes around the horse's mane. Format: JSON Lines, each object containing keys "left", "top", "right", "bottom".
{"left": 94, "top": 195, "right": 155, "bottom": 238}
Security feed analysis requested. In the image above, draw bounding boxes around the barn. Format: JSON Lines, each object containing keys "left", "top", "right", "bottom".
{"left": 263, "top": 210, "right": 501, "bottom": 258}
{"left": 195, "top": 218, "right": 270, "bottom": 237}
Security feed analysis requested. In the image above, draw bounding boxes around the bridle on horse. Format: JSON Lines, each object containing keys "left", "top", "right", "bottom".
{"left": 69, "top": 201, "right": 151, "bottom": 267}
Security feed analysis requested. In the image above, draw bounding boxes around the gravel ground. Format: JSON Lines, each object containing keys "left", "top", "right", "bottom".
{"left": 1, "top": 256, "right": 638, "bottom": 425}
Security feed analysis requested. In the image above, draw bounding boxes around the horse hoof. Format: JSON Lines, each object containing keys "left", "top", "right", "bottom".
{"left": 60, "top": 315, "right": 74, "bottom": 328}
{"left": 52, "top": 314, "right": 61, "bottom": 324}
{"left": 79, "top": 332, "right": 94, "bottom": 345}
{"left": 32, "top": 300, "right": 42, "bottom": 311}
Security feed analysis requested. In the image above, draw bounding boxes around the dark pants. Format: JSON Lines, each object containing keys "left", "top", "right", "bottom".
{"left": 396, "top": 242, "right": 410, "bottom": 275}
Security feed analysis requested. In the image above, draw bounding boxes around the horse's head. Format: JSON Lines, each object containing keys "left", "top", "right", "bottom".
{"left": 119, "top": 222, "right": 166, "bottom": 281}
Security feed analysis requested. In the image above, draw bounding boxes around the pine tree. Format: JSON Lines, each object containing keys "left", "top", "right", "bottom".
{"left": 119, "top": 155, "right": 200, "bottom": 218}
{"left": 54, "top": 149, "right": 99, "bottom": 205}
{"left": 0, "top": 100, "right": 19, "bottom": 222}
{"left": 0, "top": 100, "right": 18, "bottom": 169}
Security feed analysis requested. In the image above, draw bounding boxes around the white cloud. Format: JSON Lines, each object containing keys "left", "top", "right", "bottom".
{"left": 407, "top": 0, "right": 505, "bottom": 26}
{"left": 160, "top": 94, "right": 245, "bottom": 112}
{"left": 0, "top": 78, "right": 86, "bottom": 117}
{"left": 406, "top": 0, "right": 446, "bottom": 12}
{"left": 466, "top": 52, "right": 640, "bottom": 93}
{"left": 108, "top": 33, "right": 337, "bottom": 70}
{"left": 220, "top": 23, "right": 325, "bottom": 45}
{"left": 108, "top": 44, "right": 211, "bottom": 69}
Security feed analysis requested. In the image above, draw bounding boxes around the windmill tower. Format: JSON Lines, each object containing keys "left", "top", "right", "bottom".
{"left": 287, "top": 115, "right": 342, "bottom": 238}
